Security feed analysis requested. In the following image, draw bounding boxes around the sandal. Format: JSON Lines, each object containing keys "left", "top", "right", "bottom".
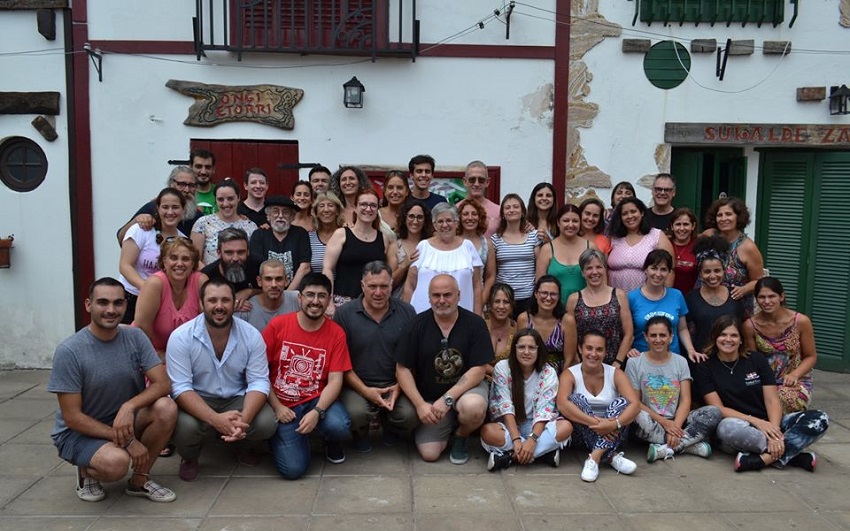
{"left": 159, "top": 444, "right": 175, "bottom": 458}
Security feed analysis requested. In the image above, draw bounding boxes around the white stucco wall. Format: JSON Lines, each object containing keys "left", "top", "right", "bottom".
{"left": 88, "top": 52, "right": 555, "bottom": 278}
{"left": 581, "top": 2, "right": 850, "bottom": 216}
{"left": 0, "top": 11, "right": 74, "bottom": 368}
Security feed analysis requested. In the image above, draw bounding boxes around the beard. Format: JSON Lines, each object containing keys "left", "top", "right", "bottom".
{"left": 270, "top": 219, "right": 291, "bottom": 234}
{"left": 183, "top": 197, "right": 197, "bottom": 220}
{"left": 204, "top": 311, "right": 233, "bottom": 329}
{"left": 223, "top": 262, "right": 247, "bottom": 284}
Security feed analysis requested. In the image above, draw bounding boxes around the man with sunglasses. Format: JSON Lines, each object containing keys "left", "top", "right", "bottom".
{"left": 645, "top": 173, "right": 677, "bottom": 231}
{"left": 395, "top": 274, "right": 494, "bottom": 465}
{"left": 463, "top": 160, "right": 500, "bottom": 238}
{"left": 115, "top": 166, "right": 203, "bottom": 245}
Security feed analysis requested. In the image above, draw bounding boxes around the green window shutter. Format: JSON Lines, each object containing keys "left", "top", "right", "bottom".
{"left": 807, "top": 153, "right": 850, "bottom": 371}
{"left": 757, "top": 152, "right": 813, "bottom": 308}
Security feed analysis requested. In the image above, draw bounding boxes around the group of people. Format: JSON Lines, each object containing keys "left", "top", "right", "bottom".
{"left": 47, "top": 153, "right": 829, "bottom": 504}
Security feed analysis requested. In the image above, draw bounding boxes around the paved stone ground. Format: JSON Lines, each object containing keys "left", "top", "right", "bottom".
{"left": 0, "top": 369, "right": 848, "bottom": 530}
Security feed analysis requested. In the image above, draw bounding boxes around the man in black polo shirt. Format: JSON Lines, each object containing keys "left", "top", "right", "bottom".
{"left": 201, "top": 227, "right": 260, "bottom": 308}
{"left": 395, "top": 274, "right": 494, "bottom": 465}
{"left": 249, "top": 196, "right": 311, "bottom": 291}
{"left": 334, "top": 261, "right": 418, "bottom": 452}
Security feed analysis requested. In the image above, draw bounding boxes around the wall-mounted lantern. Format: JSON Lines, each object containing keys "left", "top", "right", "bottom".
{"left": 829, "top": 85, "right": 850, "bottom": 115}
{"left": 0, "top": 235, "right": 13, "bottom": 269}
{"left": 343, "top": 76, "right": 365, "bottom": 108}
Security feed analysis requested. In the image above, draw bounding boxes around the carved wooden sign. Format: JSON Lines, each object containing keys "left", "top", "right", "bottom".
{"left": 166, "top": 80, "right": 303, "bottom": 130}
{"left": 665, "top": 122, "right": 850, "bottom": 147}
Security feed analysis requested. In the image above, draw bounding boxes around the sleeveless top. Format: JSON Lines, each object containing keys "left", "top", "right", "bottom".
{"left": 477, "top": 236, "right": 490, "bottom": 269}
{"left": 608, "top": 228, "right": 662, "bottom": 292}
{"left": 308, "top": 230, "right": 327, "bottom": 273}
{"left": 150, "top": 270, "right": 202, "bottom": 352}
{"left": 725, "top": 233, "right": 754, "bottom": 314}
{"left": 486, "top": 317, "right": 517, "bottom": 365}
{"left": 568, "top": 363, "right": 619, "bottom": 417}
{"left": 527, "top": 312, "right": 565, "bottom": 367}
{"left": 574, "top": 288, "right": 623, "bottom": 364}
{"left": 672, "top": 240, "right": 698, "bottom": 294}
{"left": 391, "top": 240, "right": 411, "bottom": 299}
{"left": 750, "top": 313, "right": 812, "bottom": 413}
{"left": 334, "top": 227, "right": 385, "bottom": 298}
{"left": 546, "top": 239, "right": 588, "bottom": 305}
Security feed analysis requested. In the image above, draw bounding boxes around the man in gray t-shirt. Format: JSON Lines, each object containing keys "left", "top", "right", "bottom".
{"left": 236, "top": 259, "right": 299, "bottom": 332}
{"left": 48, "top": 277, "right": 177, "bottom": 503}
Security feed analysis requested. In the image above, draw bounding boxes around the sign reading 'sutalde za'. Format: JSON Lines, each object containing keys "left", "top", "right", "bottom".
{"left": 166, "top": 80, "right": 304, "bottom": 130}
{"left": 665, "top": 123, "right": 850, "bottom": 147}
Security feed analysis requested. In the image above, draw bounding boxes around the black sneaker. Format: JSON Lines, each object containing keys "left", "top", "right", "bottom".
{"left": 487, "top": 451, "right": 513, "bottom": 472}
{"left": 351, "top": 432, "right": 373, "bottom": 453}
{"left": 537, "top": 449, "right": 560, "bottom": 468}
{"left": 734, "top": 452, "right": 766, "bottom": 472}
{"left": 788, "top": 452, "right": 817, "bottom": 472}
{"left": 326, "top": 441, "right": 346, "bottom": 464}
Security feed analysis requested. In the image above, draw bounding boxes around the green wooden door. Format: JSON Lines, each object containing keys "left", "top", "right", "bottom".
{"left": 757, "top": 150, "right": 850, "bottom": 372}
{"left": 672, "top": 148, "right": 746, "bottom": 227}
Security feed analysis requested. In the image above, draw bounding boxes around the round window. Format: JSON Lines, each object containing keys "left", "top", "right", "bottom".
{"left": 0, "top": 136, "right": 48, "bottom": 193}
{"left": 643, "top": 41, "right": 691, "bottom": 90}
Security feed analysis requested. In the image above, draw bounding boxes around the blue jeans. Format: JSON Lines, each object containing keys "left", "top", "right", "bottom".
{"left": 569, "top": 393, "right": 629, "bottom": 461}
{"left": 269, "top": 398, "right": 350, "bottom": 480}
{"left": 716, "top": 409, "right": 829, "bottom": 467}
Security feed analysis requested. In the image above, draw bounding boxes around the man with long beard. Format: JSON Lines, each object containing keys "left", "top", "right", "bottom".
{"left": 201, "top": 227, "right": 261, "bottom": 309}
{"left": 249, "top": 195, "right": 311, "bottom": 291}
{"left": 166, "top": 278, "right": 277, "bottom": 481}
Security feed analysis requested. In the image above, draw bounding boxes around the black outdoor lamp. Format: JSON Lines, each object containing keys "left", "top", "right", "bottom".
{"left": 829, "top": 85, "right": 850, "bottom": 115}
{"left": 343, "top": 76, "right": 365, "bottom": 108}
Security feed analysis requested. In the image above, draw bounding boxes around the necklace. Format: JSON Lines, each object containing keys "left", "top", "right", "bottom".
{"left": 718, "top": 357, "right": 740, "bottom": 374}
{"left": 641, "top": 286, "right": 666, "bottom": 301}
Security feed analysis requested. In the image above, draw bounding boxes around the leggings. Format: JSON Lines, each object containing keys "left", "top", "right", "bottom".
{"left": 716, "top": 409, "right": 829, "bottom": 467}
{"left": 569, "top": 393, "right": 628, "bottom": 461}
{"left": 633, "top": 405, "right": 722, "bottom": 451}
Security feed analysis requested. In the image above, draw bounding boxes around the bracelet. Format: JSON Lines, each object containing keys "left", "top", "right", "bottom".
{"left": 123, "top": 437, "right": 135, "bottom": 449}
{"left": 613, "top": 359, "right": 624, "bottom": 366}
{"left": 511, "top": 436, "right": 522, "bottom": 442}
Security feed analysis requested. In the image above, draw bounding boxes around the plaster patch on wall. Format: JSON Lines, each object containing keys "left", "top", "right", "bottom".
{"left": 565, "top": 5, "right": 622, "bottom": 197}
{"left": 636, "top": 144, "right": 671, "bottom": 190}
{"left": 520, "top": 82, "right": 554, "bottom": 127}
{"left": 841, "top": 0, "right": 850, "bottom": 27}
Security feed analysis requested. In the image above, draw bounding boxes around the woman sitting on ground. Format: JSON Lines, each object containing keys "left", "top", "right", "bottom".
{"left": 481, "top": 328, "right": 573, "bottom": 471}
{"left": 744, "top": 277, "right": 818, "bottom": 414}
{"left": 694, "top": 315, "right": 829, "bottom": 473}
{"left": 557, "top": 330, "right": 641, "bottom": 482}
{"left": 626, "top": 316, "right": 722, "bottom": 463}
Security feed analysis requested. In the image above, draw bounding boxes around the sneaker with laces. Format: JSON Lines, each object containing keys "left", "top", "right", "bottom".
{"left": 681, "top": 441, "right": 712, "bottom": 458}
{"left": 734, "top": 452, "right": 766, "bottom": 472}
{"left": 487, "top": 451, "right": 513, "bottom": 472}
{"left": 788, "top": 451, "right": 817, "bottom": 472}
{"left": 537, "top": 449, "right": 560, "bottom": 468}
{"left": 647, "top": 443, "right": 675, "bottom": 463}
{"left": 449, "top": 436, "right": 469, "bottom": 465}
{"left": 178, "top": 458, "right": 200, "bottom": 482}
{"left": 125, "top": 479, "right": 177, "bottom": 503}
{"left": 580, "top": 455, "right": 599, "bottom": 482}
{"left": 326, "top": 441, "right": 346, "bottom": 464}
{"left": 609, "top": 452, "right": 637, "bottom": 474}
{"left": 75, "top": 466, "right": 105, "bottom": 502}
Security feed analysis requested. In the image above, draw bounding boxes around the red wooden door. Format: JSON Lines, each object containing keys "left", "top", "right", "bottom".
{"left": 189, "top": 139, "right": 300, "bottom": 197}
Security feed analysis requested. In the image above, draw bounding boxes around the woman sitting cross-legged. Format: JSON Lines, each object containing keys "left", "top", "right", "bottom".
{"left": 481, "top": 329, "right": 573, "bottom": 471}
{"left": 694, "top": 315, "right": 829, "bottom": 473}
{"left": 557, "top": 330, "right": 641, "bottom": 482}
{"left": 626, "top": 316, "right": 722, "bottom": 463}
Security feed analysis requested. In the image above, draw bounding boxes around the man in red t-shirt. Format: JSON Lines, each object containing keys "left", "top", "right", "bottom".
{"left": 262, "top": 272, "right": 352, "bottom": 480}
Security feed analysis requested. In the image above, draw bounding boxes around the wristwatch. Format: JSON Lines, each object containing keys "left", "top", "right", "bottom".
{"left": 443, "top": 395, "right": 454, "bottom": 408}
{"left": 529, "top": 433, "right": 540, "bottom": 442}
{"left": 313, "top": 406, "right": 326, "bottom": 420}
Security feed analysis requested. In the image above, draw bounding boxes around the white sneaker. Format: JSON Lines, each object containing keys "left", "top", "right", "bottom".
{"left": 580, "top": 455, "right": 599, "bottom": 482}
{"left": 681, "top": 441, "right": 712, "bottom": 458}
{"left": 609, "top": 452, "right": 637, "bottom": 475}
{"left": 646, "top": 443, "right": 675, "bottom": 463}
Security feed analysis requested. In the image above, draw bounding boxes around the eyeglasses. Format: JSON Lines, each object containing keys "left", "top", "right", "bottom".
{"left": 407, "top": 214, "right": 425, "bottom": 221}
{"left": 653, "top": 187, "right": 674, "bottom": 194}
{"left": 358, "top": 202, "right": 379, "bottom": 210}
{"left": 434, "top": 218, "right": 456, "bottom": 226}
{"left": 466, "top": 176, "right": 487, "bottom": 184}
{"left": 302, "top": 291, "right": 329, "bottom": 301}
{"left": 267, "top": 208, "right": 291, "bottom": 218}
{"left": 537, "top": 291, "right": 559, "bottom": 300}
{"left": 156, "top": 233, "right": 193, "bottom": 245}
{"left": 171, "top": 180, "right": 198, "bottom": 190}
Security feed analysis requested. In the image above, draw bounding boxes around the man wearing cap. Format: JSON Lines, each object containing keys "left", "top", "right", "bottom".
{"left": 249, "top": 195, "right": 311, "bottom": 291}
